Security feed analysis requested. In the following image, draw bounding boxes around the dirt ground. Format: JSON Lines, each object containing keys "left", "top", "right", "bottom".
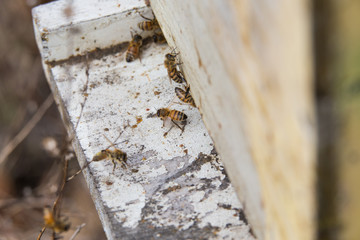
{"left": 0, "top": 0, "right": 106, "bottom": 239}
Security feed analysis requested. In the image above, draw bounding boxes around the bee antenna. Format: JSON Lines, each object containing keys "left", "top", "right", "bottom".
{"left": 146, "top": 107, "right": 158, "bottom": 118}
{"left": 170, "top": 47, "right": 178, "bottom": 55}
{"left": 138, "top": 12, "right": 152, "bottom": 20}
{"left": 120, "top": 123, "right": 132, "bottom": 137}
{"left": 129, "top": 28, "right": 138, "bottom": 37}
{"left": 167, "top": 98, "right": 177, "bottom": 108}
{"left": 102, "top": 134, "right": 116, "bottom": 149}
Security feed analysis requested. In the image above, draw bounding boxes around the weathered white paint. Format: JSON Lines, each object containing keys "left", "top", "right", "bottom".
{"left": 49, "top": 42, "right": 253, "bottom": 239}
{"left": 191, "top": 162, "right": 225, "bottom": 180}
{"left": 99, "top": 177, "right": 145, "bottom": 228}
{"left": 32, "top": 0, "right": 255, "bottom": 239}
{"left": 32, "top": 0, "right": 153, "bottom": 62}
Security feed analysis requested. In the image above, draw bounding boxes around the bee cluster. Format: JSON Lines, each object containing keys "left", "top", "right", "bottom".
{"left": 125, "top": 2, "right": 196, "bottom": 138}
{"left": 125, "top": 6, "right": 165, "bottom": 62}
{"left": 158, "top": 49, "right": 196, "bottom": 137}
{"left": 67, "top": 0, "right": 198, "bottom": 188}
{"left": 38, "top": 2, "right": 197, "bottom": 239}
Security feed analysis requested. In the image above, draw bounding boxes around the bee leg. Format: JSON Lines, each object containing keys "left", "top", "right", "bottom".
{"left": 171, "top": 120, "right": 184, "bottom": 133}
{"left": 180, "top": 120, "right": 187, "bottom": 135}
{"left": 185, "top": 86, "right": 191, "bottom": 96}
{"left": 118, "top": 158, "right": 128, "bottom": 169}
{"left": 112, "top": 159, "right": 116, "bottom": 172}
{"left": 164, "top": 125, "right": 174, "bottom": 137}
{"left": 122, "top": 161, "right": 128, "bottom": 169}
{"left": 139, "top": 13, "right": 153, "bottom": 21}
{"left": 174, "top": 102, "right": 186, "bottom": 106}
{"left": 180, "top": 125, "right": 186, "bottom": 135}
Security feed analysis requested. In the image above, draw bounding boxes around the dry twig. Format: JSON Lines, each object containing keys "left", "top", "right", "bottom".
{"left": 52, "top": 157, "right": 69, "bottom": 218}
{"left": 0, "top": 93, "right": 54, "bottom": 165}
{"left": 69, "top": 223, "right": 86, "bottom": 240}
{"left": 36, "top": 226, "right": 47, "bottom": 240}
{"left": 66, "top": 160, "right": 92, "bottom": 182}
{"left": 37, "top": 155, "right": 70, "bottom": 240}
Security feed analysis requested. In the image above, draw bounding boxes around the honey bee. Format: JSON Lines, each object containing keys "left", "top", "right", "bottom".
{"left": 138, "top": 13, "right": 159, "bottom": 31}
{"left": 92, "top": 148, "right": 127, "bottom": 171}
{"left": 156, "top": 107, "right": 187, "bottom": 135}
{"left": 164, "top": 52, "right": 187, "bottom": 84}
{"left": 43, "top": 207, "right": 70, "bottom": 234}
{"left": 67, "top": 134, "right": 127, "bottom": 181}
{"left": 126, "top": 33, "right": 143, "bottom": 62}
{"left": 175, "top": 86, "right": 196, "bottom": 107}
{"left": 152, "top": 31, "right": 166, "bottom": 44}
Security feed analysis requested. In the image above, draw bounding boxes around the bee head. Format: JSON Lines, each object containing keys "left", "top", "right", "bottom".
{"left": 134, "top": 34, "right": 143, "bottom": 42}
{"left": 165, "top": 53, "right": 176, "bottom": 61}
{"left": 152, "top": 34, "right": 158, "bottom": 43}
{"left": 63, "top": 222, "right": 71, "bottom": 232}
{"left": 156, "top": 109, "right": 162, "bottom": 117}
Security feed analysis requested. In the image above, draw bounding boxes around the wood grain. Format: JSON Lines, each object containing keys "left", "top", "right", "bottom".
{"left": 151, "top": 1, "right": 316, "bottom": 239}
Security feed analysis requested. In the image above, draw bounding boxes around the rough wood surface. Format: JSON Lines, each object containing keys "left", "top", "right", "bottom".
{"left": 151, "top": 1, "right": 316, "bottom": 240}
{"left": 32, "top": 0, "right": 153, "bottom": 62}
{"left": 32, "top": 0, "right": 255, "bottom": 239}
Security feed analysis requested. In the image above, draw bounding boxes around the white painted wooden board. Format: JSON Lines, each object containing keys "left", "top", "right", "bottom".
{"left": 32, "top": 0, "right": 255, "bottom": 239}
{"left": 151, "top": 1, "right": 316, "bottom": 240}
{"left": 32, "top": 0, "right": 153, "bottom": 62}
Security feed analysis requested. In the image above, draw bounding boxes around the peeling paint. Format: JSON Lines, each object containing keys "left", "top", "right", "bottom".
{"left": 41, "top": 7, "right": 254, "bottom": 239}
{"left": 191, "top": 161, "right": 225, "bottom": 180}
{"left": 32, "top": 0, "right": 153, "bottom": 62}
{"left": 99, "top": 177, "right": 145, "bottom": 228}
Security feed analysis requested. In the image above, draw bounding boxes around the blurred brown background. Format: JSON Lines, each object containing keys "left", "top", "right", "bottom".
{"left": 0, "top": 0, "right": 105, "bottom": 239}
